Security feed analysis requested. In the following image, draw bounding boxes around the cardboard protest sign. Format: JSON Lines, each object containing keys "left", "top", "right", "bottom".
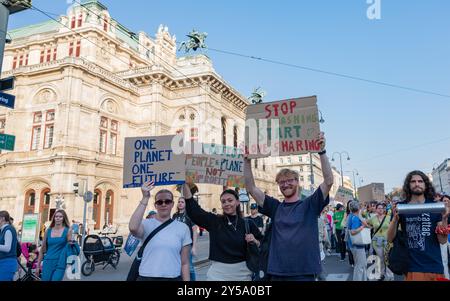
{"left": 21, "top": 214, "right": 39, "bottom": 243}
{"left": 123, "top": 135, "right": 185, "bottom": 188}
{"left": 334, "top": 186, "right": 354, "bottom": 204}
{"left": 186, "top": 143, "right": 245, "bottom": 188}
{"left": 245, "top": 96, "right": 320, "bottom": 158}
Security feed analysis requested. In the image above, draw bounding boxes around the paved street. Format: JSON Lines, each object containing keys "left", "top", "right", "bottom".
{"left": 75, "top": 232, "right": 210, "bottom": 281}
{"left": 70, "top": 231, "right": 386, "bottom": 281}
{"left": 21, "top": 231, "right": 406, "bottom": 281}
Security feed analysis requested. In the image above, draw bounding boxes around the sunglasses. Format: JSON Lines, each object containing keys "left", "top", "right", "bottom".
{"left": 277, "top": 178, "right": 297, "bottom": 186}
{"left": 155, "top": 199, "right": 173, "bottom": 206}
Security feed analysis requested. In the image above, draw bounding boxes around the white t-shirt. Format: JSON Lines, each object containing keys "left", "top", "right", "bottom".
{"left": 138, "top": 219, "right": 192, "bottom": 278}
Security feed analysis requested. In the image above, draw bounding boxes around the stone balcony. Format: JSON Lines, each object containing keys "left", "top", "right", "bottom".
{"left": 1, "top": 57, "right": 140, "bottom": 95}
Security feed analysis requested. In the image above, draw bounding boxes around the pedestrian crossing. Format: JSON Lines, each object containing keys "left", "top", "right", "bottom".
{"left": 325, "top": 273, "right": 350, "bottom": 281}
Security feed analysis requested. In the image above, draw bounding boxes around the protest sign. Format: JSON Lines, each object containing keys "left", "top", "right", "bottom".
{"left": 334, "top": 186, "right": 354, "bottom": 204}
{"left": 123, "top": 135, "right": 185, "bottom": 188}
{"left": 186, "top": 143, "right": 244, "bottom": 187}
{"left": 21, "top": 213, "right": 39, "bottom": 243}
{"left": 245, "top": 96, "right": 320, "bottom": 158}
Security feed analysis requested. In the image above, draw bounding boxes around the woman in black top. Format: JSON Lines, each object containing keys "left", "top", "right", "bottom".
{"left": 183, "top": 183, "right": 262, "bottom": 281}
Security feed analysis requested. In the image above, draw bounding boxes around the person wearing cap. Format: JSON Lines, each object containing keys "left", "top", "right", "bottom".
{"left": 182, "top": 183, "right": 262, "bottom": 281}
{"left": 244, "top": 132, "right": 333, "bottom": 281}
{"left": 248, "top": 203, "right": 264, "bottom": 234}
{"left": 146, "top": 210, "right": 156, "bottom": 219}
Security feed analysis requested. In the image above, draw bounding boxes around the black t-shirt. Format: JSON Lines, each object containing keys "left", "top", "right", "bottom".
{"left": 185, "top": 197, "right": 263, "bottom": 264}
{"left": 259, "top": 187, "right": 329, "bottom": 276}
{"left": 172, "top": 212, "right": 195, "bottom": 240}
{"left": 398, "top": 200, "right": 445, "bottom": 274}
{"left": 248, "top": 215, "right": 264, "bottom": 229}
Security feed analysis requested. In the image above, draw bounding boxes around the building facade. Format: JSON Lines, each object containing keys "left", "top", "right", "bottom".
{"left": 0, "top": 1, "right": 277, "bottom": 232}
{"left": 274, "top": 154, "right": 354, "bottom": 201}
{"left": 431, "top": 158, "right": 450, "bottom": 195}
{"left": 357, "top": 183, "right": 385, "bottom": 204}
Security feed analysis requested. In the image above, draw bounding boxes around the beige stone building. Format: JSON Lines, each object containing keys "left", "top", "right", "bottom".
{"left": 0, "top": 1, "right": 277, "bottom": 233}
{"left": 358, "top": 183, "right": 385, "bottom": 204}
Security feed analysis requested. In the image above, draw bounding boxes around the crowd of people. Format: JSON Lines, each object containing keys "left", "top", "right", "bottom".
{"left": 317, "top": 172, "right": 450, "bottom": 281}
{"left": 1, "top": 132, "right": 450, "bottom": 282}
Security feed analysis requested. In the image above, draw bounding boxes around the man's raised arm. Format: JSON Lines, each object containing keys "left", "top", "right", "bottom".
{"left": 244, "top": 157, "right": 266, "bottom": 207}
{"left": 318, "top": 132, "right": 334, "bottom": 198}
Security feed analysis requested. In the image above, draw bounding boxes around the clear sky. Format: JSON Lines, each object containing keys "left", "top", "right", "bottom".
{"left": 7, "top": 0, "right": 450, "bottom": 193}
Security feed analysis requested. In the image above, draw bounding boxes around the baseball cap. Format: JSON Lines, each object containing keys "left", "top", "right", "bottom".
{"left": 250, "top": 203, "right": 258, "bottom": 210}
{"left": 392, "top": 196, "right": 401, "bottom": 203}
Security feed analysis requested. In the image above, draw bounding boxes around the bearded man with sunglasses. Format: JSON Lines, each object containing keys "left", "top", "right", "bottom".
{"left": 244, "top": 132, "right": 334, "bottom": 281}
{"left": 129, "top": 180, "right": 192, "bottom": 281}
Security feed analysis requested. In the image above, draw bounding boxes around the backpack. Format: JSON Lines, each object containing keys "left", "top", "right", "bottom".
{"left": 16, "top": 241, "right": 22, "bottom": 257}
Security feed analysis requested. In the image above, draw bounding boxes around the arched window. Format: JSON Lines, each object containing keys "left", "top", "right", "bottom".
{"left": 40, "top": 189, "right": 51, "bottom": 224}
{"left": 93, "top": 189, "right": 102, "bottom": 230}
{"left": 105, "top": 190, "right": 114, "bottom": 226}
{"left": 24, "top": 190, "right": 36, "bottom": 215}
{"left": 233, "top": 125, "right": 238, "bottom": 148}
{"left": 221, "top": 117, "right": 226, "bottom": 146}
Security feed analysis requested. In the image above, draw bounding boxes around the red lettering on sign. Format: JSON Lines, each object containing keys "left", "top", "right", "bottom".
{"left": 290, "top": 101, "right": 296, "bottom": 114}
{"left": 264, "top": 101, "right": 297, "bottom": 118}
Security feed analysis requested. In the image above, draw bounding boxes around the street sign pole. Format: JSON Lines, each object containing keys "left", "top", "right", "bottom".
{"left": 81, "top": 189, "right": 93, "bottom": 257}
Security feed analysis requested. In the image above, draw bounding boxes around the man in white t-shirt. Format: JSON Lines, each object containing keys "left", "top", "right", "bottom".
{"left": 129, "top": 181, "right": 192, "bottom": 281}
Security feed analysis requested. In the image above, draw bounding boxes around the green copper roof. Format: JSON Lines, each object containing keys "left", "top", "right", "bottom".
{"left": 80, "top": 0, "right": 108, "bottom": 11}
{"left": 8, "top": 20, "right": 60, "bottom": 39}
{"left": 7, "top": 0, "right": 139, "bottom": 51}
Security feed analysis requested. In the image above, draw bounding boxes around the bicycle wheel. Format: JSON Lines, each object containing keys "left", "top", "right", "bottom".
{"left": 81, "top": 260, "right": 95, "bottom": 276}
{"left": 111, "top": 250, "right": 120, "bottom": 268}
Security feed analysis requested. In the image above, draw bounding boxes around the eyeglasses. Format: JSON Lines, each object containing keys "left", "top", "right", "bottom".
{"left": 277, "top": 178, "right": 297, "bottom": 186}
{"left": 155, "top": 199, "right": 173, "bottom": 206}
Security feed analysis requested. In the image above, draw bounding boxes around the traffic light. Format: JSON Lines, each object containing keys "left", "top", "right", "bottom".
{"left": 73, "top": 180, "right": 87, "bottom": 196}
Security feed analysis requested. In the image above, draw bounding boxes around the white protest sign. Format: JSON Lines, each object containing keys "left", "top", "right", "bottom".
{"left": 21, "top": 213, "right": 39, "bottom": 243}
{"left": 245, "top": 96, "right": 320, "bottom": 158}
{"left": 123, "top": 135, "right": 186, "bottom": 188}
{"left": 186, "top": 143, "right": 245, "bottom": 188}
{"left": 335, "top": 186, "right": 354, "bottom": 204}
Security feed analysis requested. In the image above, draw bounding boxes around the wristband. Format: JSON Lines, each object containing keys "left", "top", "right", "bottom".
{"left": 318, "top": 149, "right": 326, "bottom": 155}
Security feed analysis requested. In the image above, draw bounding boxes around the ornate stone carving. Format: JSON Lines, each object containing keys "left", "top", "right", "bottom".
{"left": 35, "top": 89, "right": 56, "bottom": 104}
{"left": 106, "top": 100, "right": 117, "bottom": 114}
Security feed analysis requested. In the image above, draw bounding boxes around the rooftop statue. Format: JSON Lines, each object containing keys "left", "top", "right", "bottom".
{"left": 178, "top": 29, "right": 208, "bottom": 53}
{"left": 248, "top": 87, "right": 266, "bottom": 104}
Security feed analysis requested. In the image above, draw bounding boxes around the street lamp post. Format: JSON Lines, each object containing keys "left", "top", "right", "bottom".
{"left": 332, "top": 151, "right": 350, "bottom": 187}
{"left": 346, "top": 169, "right": 360, "bottom": 198}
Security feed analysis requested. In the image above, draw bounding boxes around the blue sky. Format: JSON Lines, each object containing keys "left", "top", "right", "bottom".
{"left": 8, "top": 0, "right": 450, "bottom": 193}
